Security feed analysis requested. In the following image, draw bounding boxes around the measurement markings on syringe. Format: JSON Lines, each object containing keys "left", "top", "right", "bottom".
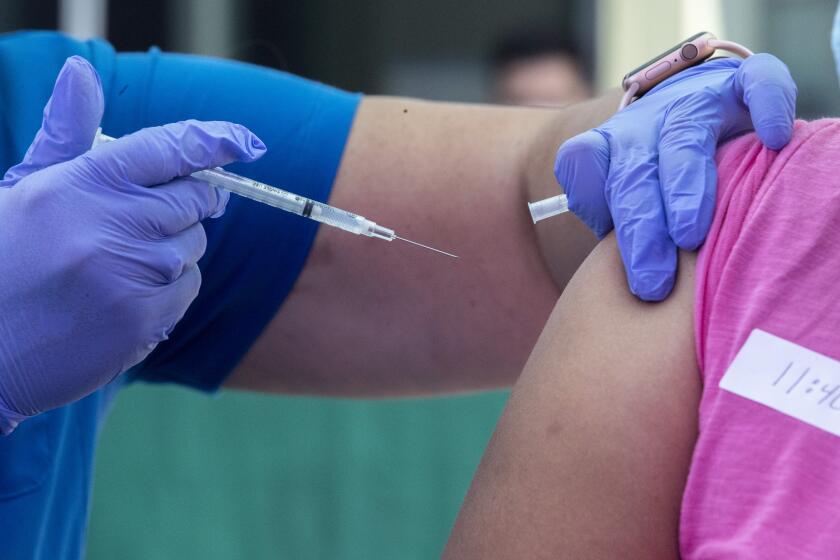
{"left": 248, "top": 180, "right": 286, "bottom": 195}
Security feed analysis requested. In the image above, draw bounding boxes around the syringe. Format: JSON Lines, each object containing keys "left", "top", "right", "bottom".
{"left": 92, "top": 130, "right": 457, "bottom": 258}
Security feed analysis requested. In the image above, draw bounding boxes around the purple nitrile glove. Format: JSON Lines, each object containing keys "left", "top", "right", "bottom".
{"left": 0, "top": 56, "right": 266, "bottom": 435}
{"left": 554, "top": 54, "right": 796, "bottom": 301}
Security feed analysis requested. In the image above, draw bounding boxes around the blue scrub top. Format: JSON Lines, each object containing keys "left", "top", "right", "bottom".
{"left": 0, "top": 31, "right": 360, "bottom": 559}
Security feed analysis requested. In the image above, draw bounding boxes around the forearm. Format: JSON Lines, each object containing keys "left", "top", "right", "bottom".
{"left": 231, "top": 91, "right": 623, "bottom": 396}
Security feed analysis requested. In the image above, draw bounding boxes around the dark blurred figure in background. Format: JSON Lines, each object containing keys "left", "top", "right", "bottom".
{"left": 490, "top": 29, "right": 592, "bottom": 106}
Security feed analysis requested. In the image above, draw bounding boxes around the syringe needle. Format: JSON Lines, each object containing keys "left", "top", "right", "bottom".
{"left": 394, "top": 235, "right": 458, "bottom": 259}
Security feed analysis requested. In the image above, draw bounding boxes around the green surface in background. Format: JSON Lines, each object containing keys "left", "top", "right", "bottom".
{"left": 87, "top": 384, "right": 507, "bottom": 560}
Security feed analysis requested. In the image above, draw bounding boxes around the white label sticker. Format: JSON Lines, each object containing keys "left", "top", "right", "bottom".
{"left": 720, "top": 329, "right": 840, "bottom": 437}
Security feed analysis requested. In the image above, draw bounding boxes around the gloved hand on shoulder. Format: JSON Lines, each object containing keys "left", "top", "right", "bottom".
{"left": 555, "top": 54, "right": 796, "bottom": 301}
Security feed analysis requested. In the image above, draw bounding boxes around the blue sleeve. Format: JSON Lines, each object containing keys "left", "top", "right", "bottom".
{"left": 100, "top": 50, "right": 361, "bottom": 391}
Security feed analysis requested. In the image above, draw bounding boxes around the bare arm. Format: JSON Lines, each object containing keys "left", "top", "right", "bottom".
{"left": 228, "top": 93, "right": 618, "bottom": 396}
{"left": 443, "top": 236, "right": 701, "bottom": 559}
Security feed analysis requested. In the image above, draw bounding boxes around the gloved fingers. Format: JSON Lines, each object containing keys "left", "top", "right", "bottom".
{"left": 121, "top": 223, "right": 207, "bottom": 286}
{"left": 735, "top": 53, "right": 796, "bottom": 150}
{"left": 150, "top": 224, "right": 208, "bottom": 284}
{"left": 658, "top": 99, "right": 721, "bottom": 250}
{"left": 136, "top": 176, "right": 230, "bottom": 237}
{"left": 2, "top": 56, "right": 104, "bottom": 186}
{"left": 149, "top": 263, "right": 202, "bottom": 344}
{"left": 554, "top": 129, "right": 613, "bottom": 238}
{"left": 607, "top": 156, "right": 678, "bottom": 301}
{"left": 84, "top": 119, "right": 266, "bottom": 188}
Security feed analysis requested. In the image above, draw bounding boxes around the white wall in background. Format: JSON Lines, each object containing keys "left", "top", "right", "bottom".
{"left": 595, "top": 0, "right": 726, "bottom": 91}
{"left": 59, "top": 0, "right": 107, "bottom": 40}
{"left": 171, "top": 0, "right": 236, "bottom": 58}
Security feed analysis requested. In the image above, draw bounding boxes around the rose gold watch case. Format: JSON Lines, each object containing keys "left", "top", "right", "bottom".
{"left": 622, "top": 31, "right": 718, "bottom": 98}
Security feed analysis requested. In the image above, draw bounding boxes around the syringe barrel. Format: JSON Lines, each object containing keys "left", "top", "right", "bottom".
{"left": 192, "top": 168, "right": 307, "bottom": 215}
{"left": 91, "top": 129, "right": 395, "bottom": 240}
{"left": 306, "top": 201, "right": 363, "bottom": 232}
{"left": 205, "top": 168, "right": 391, "bottom": 238}
{"left": 92, "top": 130, "right": 309, "bottom": 215}
{"left": 307, "top": 201, "right": 394, "bottom": 240}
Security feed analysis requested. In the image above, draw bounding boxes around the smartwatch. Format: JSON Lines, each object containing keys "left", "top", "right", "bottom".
{"left": 619, "top": 31, "right": 752, "bottom": 110}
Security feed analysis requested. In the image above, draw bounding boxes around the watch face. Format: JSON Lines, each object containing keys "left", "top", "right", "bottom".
{"left": 624, "top": 31, "right": 709, "bottom": 81}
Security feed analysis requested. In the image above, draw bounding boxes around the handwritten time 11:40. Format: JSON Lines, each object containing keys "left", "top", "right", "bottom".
{"left": 772, "top": 361, "right": 840, "bottom": 408}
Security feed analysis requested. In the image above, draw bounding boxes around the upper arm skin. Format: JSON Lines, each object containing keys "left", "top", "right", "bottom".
{"left": 444, "top": 235, "right": 701, "bottom": 559}
{"left": 228, "top": 94, "right": 616, "bottom": 396}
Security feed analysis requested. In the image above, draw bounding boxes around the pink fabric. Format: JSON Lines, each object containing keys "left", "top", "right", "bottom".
{"left": 684, "top": 119, "right": 840, "bottom": 558}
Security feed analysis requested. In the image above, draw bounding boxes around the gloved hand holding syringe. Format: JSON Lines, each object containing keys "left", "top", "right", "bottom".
{"left": 93, "top": 129, "right": 457, "bottom": 258}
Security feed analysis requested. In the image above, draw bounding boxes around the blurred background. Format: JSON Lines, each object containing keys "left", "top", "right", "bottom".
{"left": 2, "top": 0, "right": 839, "bottom": 558}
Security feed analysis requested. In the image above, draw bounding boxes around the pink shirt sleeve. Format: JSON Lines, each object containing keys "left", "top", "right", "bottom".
{"left": 683, "top": 120, "right": 840, "bottom": 558}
